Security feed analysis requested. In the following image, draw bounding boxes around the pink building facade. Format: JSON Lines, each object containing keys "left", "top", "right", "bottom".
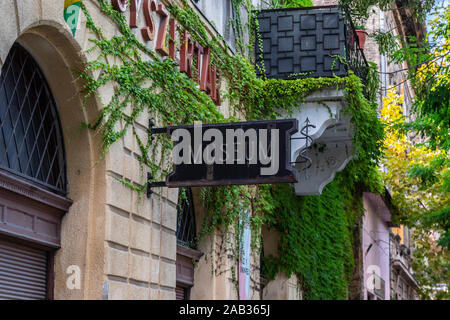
{"left": 362, "top": 192, "right": 392, "bottom": 300}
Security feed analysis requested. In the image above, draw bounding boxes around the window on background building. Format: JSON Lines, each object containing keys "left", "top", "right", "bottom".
{"left": 404, "top": 283, "right": 409, "bottom": 300}
{"left": 398, "top": 280, "right": 403, "bottom": 300}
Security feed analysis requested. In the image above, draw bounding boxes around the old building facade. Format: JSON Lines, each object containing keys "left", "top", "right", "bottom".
{"left": 0, "top": 0, "right": 303, "bottom": 300}
{"left": 0, "top": 0, "right": 205, "bottom": 300}
{"left": 0, "top": 0, "right": 423, "bottom": 301}
{"left": 390, "top": 225, "right": 420, "bottom": 300}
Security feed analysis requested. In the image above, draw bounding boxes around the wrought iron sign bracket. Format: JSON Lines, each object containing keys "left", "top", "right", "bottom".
{"left": 147, "top": 172, "right": 167, "bottom": 198}
{"left": 147, "top": 119, "right": 168, "bottom": 198}
{"left": 148, "top": 119, "right": 168, "bottom": 136}
{"left": 289, "top": 119, "right": 316, "bottom": 180}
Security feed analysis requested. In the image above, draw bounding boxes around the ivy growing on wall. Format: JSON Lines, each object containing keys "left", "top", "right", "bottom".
{"left": 78, "top": 0, "right": 384, "bottom": 299}
{"left": 259, "top": 175, "right": 362, "bottom": 299}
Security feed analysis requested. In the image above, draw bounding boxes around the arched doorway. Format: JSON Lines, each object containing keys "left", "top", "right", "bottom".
{"left": 0, "top": 43, "right": 72, "bottom": 300}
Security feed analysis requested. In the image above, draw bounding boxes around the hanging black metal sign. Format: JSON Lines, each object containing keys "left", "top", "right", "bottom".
{"left": 149, "top": 119, "right": 298, "bottom": 191}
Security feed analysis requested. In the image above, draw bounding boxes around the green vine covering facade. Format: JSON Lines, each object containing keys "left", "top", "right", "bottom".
{"left": 261, "top": 175, "right": 363, "bottom": 299}
{"left": 78, "top": 0, "right": 384, "bottom": 299}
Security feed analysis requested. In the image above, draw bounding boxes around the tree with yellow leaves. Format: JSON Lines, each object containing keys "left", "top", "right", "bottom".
{"left": 381, "top": 88, "right": 449, "bottom": 299}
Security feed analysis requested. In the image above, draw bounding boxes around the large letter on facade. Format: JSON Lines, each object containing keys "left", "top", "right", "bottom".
{"left": 155, "top": 4, "right": 170, "bottom": 56}
{"left": 130, "top": 0, "right": 142, "bottom": 28}
{"left": 141, "top": 0, "right": 156, "bottom": 41}
{"left": 180, "top": 31, "right": 193, "bottom": 76}
{"left": 111, "top": 0, "right": 128, "bottom": 12}
{"left": 200, "top": 48, "right": 211, "bottom": 91}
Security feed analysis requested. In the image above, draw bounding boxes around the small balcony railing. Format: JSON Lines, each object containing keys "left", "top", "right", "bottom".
{"left": 255, "top": 5, "right": 368, "bottom": 84}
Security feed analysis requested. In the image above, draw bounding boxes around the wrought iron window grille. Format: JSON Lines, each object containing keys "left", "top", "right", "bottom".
{"left": 176, "top": 187, "right": 197, "bottom": 249}
{"left": 0, "top": 44, "right": 67, "bottom": 195}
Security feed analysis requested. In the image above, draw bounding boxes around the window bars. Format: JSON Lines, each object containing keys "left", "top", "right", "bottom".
{"left": 0, "top": 44, "right": 67, "bottom": 195}
{"left": 176, "top": 188, "right": 197, "bottom": 249}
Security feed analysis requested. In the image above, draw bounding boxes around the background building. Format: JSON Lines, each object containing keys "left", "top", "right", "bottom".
{"left": 0, "top": 0, "right": 277, "bottom": 300}
{"left": 390, "top": 225, "right": 420, "bottom": 300}
{"left": 362, "top": 192, "right": 392, "bottom": 300}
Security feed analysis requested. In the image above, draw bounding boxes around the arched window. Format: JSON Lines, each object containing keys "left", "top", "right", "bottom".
{"left": 0, "top": 43, "right": 70, "bottom": 300}
{"left": 0, "top": 44, "right": 67, "bottom": 195}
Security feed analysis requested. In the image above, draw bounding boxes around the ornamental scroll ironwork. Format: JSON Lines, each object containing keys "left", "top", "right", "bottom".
{"left": 290, "top": 118, "right": 316, "bottom": 180}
